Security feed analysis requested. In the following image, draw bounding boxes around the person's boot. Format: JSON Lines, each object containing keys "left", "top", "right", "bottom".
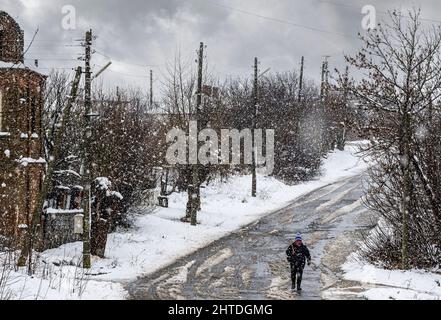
{"left": 291, "top": 282, "right": 296, "bottom": 291}
{"left": 297, "top": 279, "right": 302, "bottom": 291}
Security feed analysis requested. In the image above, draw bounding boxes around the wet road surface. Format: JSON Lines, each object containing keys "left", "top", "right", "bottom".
{"left": 128, "top": 174, "right": 372, "bottom": 300}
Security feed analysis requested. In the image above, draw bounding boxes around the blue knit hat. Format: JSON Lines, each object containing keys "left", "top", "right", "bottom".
{"left": 295, "top": 233, "right": 302, "bottom": 241}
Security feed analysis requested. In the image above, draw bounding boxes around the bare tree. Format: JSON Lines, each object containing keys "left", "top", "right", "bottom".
{"left": 345, "top": 9, "right": 441, "bottom": 269}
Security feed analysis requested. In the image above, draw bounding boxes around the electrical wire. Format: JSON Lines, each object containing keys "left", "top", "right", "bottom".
{"left": 94, "top": 49, "right": 162, "bottom": 68}
{"left": 197, "top": 0, "right": 357, "bottom": 39}
{"left": 317, "top": 0, "right": 441, "bottom": 24}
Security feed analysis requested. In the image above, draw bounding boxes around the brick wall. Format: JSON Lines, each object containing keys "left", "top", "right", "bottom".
{"left": 0, "top": 11, "right": 24, "bottom": 63}
{"left": 0, "top": 68, "right": 46, "bottom": 245}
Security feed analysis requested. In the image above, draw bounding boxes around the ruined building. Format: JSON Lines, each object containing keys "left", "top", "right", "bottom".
{"left": 0, "top": 11, "right": 46, "bottom": 245}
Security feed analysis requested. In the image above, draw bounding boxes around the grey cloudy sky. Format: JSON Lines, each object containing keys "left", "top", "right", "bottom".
{"left": 2, "top": 0, "right": 441, "bottom": 92}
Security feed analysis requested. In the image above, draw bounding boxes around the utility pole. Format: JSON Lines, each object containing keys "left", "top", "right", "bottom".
{"left": 320, "top": 60, "right": 325, "bottom": 101}
{"left": 337, "top": 66, "right": 349, "bottom": 151}
{"left": 150, "top": 69, "right": 153, "bottom": 109}
{"left": 298, "top": 56, "right": 304, "bottom": 102}
{"left": 190, "top": 42, "right": 204, "bottom": 226}
{"left": 320, "top": 56, "right": 330, "bottom": 101}
{"left": 17, "top": 67, "right": 83, "bottom": 269}
{"left": 251, "top": 57, "right": 258, "bottom": 198}
{"left": 82, "top": 29, "right": 93, "bottom": 268}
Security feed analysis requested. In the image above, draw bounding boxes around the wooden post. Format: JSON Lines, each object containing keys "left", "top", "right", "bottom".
{"left": 150, "top": 69, "right": 153, "bottom": 109}
{"left": 337, "top": 66, "right": 349, "bottom": 151}
{"left": 298, "top": 56, "right": 304, "bottom": 102}
{"left": 82, "top": 29, "right": 93, "bottom": 269}
{"left": 251, "top": 57, "right": 258, "bottom": 198}
{"left": 190, "top": 42, "right": 204, "bottom": 226}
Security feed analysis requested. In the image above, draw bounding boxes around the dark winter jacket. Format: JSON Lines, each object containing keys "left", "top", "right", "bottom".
{"left": 286, "top": 243, "right": 311, "bottom": 268}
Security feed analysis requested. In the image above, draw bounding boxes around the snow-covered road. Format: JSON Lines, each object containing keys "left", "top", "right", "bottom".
{"left": 128, "top": 173, "right": 374, "bottom": 300}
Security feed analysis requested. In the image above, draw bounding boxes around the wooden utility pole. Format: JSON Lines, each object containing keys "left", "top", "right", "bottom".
{"left": 320, "top": 56, "right": 330, "bottom": 101}
{"left": 150, "top": 69, "right": 153, "bottom": 109}
{"left": 320, "top": 60, "right": 326, "bottom": 101}
{"left": 320, "top": 60, "right": 325, "bottom": 101}
{"left": 298, "top": 56, "right": 304, "bottom": 102}
{"left": 82, "top": 29, "right": 93, "bottom": 268}
{"left": 17, "top": 67, "right": 83, "bottom": 269}
{"left": 251, "top": 57, "right": 258, "bottom": 198}
{"left": 337, "top": 66, "right": 349, "bottom": 151}
{"left": 190, "top": 42, "right": 204, "bottom": 226}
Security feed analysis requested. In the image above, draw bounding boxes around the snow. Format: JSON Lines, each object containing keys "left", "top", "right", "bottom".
{"left": 46, "top": 208, "right": 83, "bottom": 215}
{"left": 1, "top": 142, "right": 370, "bottom": 300}
{"left": 4, "top": 149, "right": 10, "bottom": 158}
{"left": 54, "top": 169, "right": 81, "bottom": 178}
{"left": 108, "top": 191, "right": 123, "bottom": 200}
{"left": 0, "top": 264, "right": 127, "bottom": 300}
{"left": 17, "top": 157, "right": 46, "bottom": 166}
{"left": 342, "top": 255, "right": 441, "bottom": 300}
{"left": 339, "top": 208, "right": 441, "bottom": 300}
{"left": 336, "top": 201, "right": 441, "bottom": 300}
{"left": 95, "top": 177, "right": 123, "bottom": 199}
{"left": 96, "top": 177, "right": 112, "bottom": 190}
{"left": 0, "top": 132, "right": 11, "bottom": 137}
{"left": 55, "top": 185, "right": 71, "bottom": 190}
{"left": 195, "top": 248, "right": 233, "bottom": 277}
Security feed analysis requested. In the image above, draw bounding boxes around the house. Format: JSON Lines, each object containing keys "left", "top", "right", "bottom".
{"left": 0, "top": 11, "right": 46, "bottom": 246}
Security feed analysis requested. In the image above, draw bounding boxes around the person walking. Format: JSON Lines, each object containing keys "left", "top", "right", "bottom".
{"left": 286, "top": 233, "right": 311, "bottom": 291}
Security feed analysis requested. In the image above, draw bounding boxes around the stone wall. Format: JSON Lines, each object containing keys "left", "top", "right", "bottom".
{"left": 42, "top": 210, "right": 83, "bottom": 249}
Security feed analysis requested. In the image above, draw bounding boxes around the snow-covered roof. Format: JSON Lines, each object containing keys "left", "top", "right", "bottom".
{"left": 0, "top": 61, "right": 48, "bottom": 77}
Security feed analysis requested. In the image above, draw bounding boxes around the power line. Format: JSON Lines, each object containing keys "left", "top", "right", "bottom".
{"left": 36, "top": 67, "right": 78, "bottom": 70}
{"left": 29, "top": 44, "right": 81, "bottom": 48}
{"left": 198, "top": 0, "right": 357, "bottom": 39}
{"left": 317, "top": 0, "right": 441, "bottom": 24}
{"left": 94, "top": 49, "right": 161, "bottom": 68}
{"left": 104, "top": 68, "right": 150, "bottom": 79}
{"left": 25, "top": 58, "right": 80, "bottom": 61}
{"left": 1, "top": 39, "right": 77, "bottom": 43}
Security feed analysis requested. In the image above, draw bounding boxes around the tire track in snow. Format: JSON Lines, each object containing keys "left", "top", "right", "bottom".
{"left": 128, "top": 173, "right": 368, "bottom": 300}
{"left": 195, "top": 248, "right": 233, "bottom": 277}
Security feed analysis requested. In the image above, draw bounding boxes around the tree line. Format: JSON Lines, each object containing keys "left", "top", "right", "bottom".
{"left": 37, "top": 51, "right": 353, "bottom": 259}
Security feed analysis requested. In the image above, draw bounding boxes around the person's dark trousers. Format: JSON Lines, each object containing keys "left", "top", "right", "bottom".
{"left": 290, "top": 263, "right": 304, "bottom": 290}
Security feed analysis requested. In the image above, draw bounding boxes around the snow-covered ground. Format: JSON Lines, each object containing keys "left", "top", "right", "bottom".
{"left": 0, "top": 142, "right": 370, "bottom": 300}
{"left": 337, "top": 215, "right": 441, "bottom": 300}
{"left": 342, "top": 255, "right": 441, "bottom": 300}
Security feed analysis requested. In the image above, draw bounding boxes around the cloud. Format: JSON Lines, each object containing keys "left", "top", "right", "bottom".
{"left": 1, "top": 0, "right": 440, "bottom": 91}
